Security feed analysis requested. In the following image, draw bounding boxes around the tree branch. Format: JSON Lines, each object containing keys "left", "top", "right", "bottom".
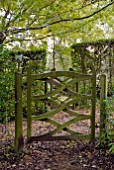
{"left": 7, "top": 1, "right": 114, "bottom": 35}
{"left": 22, "top": 0, "right": 56, "bottom": 28}
{"left": 5, "top": 27, "right": 79, "bottom": 43}
{"left": 1, "top": 8, "right": 10, "bottom": 29}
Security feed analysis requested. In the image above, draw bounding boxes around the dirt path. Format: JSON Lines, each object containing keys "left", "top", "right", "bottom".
{"left": 0, "top": 140, "right": 114, "bottom": 170}
{"left": 0, "top": 108, "right": 114, "bottom": 170}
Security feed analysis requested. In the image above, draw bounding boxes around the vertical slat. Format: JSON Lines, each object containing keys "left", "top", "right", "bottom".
{"left": 76, "top": 82, "right": 79, "bottom": 93}
{"left": 44, "top": 81, "right": 48, "bottom": 112}
{"left": 75, "top": 82, "right": 79, "bottom": 106}
{"left": 69, "top": 68, "right": 75, "bottom": 109}
{"left": 100, "top": 74, "right": 107, "bottom": 136}
{"left": 15, "top": 72, "right": 23, "bottom": 151}
{"left": 27, "top": 61, "right": 33, "bottom": 140}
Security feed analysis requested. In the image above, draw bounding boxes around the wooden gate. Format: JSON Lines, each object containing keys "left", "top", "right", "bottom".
{"left": 27, "top": 61, "right": 96, "bottom": 142}
{"left": 15, "top": 61, "right": 96, "bottom": 151}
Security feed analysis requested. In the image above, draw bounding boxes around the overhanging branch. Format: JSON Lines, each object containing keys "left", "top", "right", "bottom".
{"left": 7, "top": 1, "right": 114, "bottom": 35}
{"left": 6, "top": 28, "right": 78, "bottom": 43}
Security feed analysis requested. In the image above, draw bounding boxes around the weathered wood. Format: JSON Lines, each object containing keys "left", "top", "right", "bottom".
{"left": 27, "top": 61, "right": 33, "bottom": 140}
{"left": 26, "top": 61, "right": 96, "bottom": 143}
{"left": 44, "top": 118, "right": 76, "bottom": 134}
{"left": 15, "top": 72, "right": 23, "bottom": 151}
{"left": 28, "top": 133, "right": 91, "bottom": 142}
{"left": 100, "top": 74, "right": 107, "bottom": 136}
{"left": 32, "top": 96, "right": 91, "bottom": 121}
{"left": 43, "top": 78, "right": 79, "bottom": 98}
{"left": 44, "top": 81, "right": 48, "bottom": 112}
{"left": 65, "top": 109, "right": 90, "bottom": 117}
{"left": 32, "top": 71, "right": 93, "bottom": 80}
{"left": 47, "top": 115, "right": 91, "bottom": 136}
{"left": 87, "top": 63, "right": 96, "bottom": 141}
{"left": 33, "top": 87, "right": 92, "bottom": 100}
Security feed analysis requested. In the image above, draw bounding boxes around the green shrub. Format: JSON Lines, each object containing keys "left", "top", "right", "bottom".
{"left": 0, "top": 45, "right": 16, "bottom": 122}
{"left": 0, "top": 46, "right": 46, "bottom": 121}
{"left": 99, "top": 98, "right": 114, "bottom": 153}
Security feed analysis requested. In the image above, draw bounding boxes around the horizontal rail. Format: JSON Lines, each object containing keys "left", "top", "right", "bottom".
{"left": 28, "top": 133, "right": 91, "bottom": 142}
{"left": 31, "top": 71, "right": 93, "bottom": 80}
{"left": 33, "top": 92, "right": 91, "bottom": 100}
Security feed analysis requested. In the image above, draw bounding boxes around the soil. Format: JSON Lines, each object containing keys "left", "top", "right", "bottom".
{"left": 0, "top": 140, "right": 114, "bottom": 170}
{"left": 0, "top": 108, "right": 114, "bottom": 170}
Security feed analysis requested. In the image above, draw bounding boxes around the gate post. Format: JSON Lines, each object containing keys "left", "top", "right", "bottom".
{"left": 27, "top": 61, "right": 33, "bottom": 141}
{"left": 100, "top": 74, "right": 107, "bottom": 136}
{"left": 15, "top": 72, "right": 23, "bottom": 151}
{"left": 91, "top": 66, "right": 96, "bottom": 141}
{"left": 87, "top": 62, "right": 96, "bottom": 141}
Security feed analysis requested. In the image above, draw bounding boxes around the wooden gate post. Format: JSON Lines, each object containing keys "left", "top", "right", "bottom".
{"left": 27, "top": 61, "right": 33, "bottom": 141}
{"left": 87, "top": 62, "right": 96, "bottom": 141}
{"left": 100, "top": 74, "right": 107, "bottom": 136}
{"left": 91, "top": 70, "right": 96, "bottom": 141}
{"left": 15, "top": 72, "right": 23, "bottom": 151}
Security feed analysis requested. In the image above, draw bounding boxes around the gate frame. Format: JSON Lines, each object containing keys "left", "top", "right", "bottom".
{"left": 26, "top": 61, "right": 96, "bottom": 142}
{"left": 15, "top": 61, "right": 96, "bottom": 151}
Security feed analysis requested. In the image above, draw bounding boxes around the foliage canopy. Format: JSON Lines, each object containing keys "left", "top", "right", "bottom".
{"left": 0, "top": 0, "right": 113, "bottom": 47}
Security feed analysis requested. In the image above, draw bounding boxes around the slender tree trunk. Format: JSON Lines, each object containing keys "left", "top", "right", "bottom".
{"left": 52, "top": 37, "right": 56, "bottom": 69}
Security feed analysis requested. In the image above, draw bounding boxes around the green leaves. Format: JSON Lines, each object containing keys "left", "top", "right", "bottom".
{"left": 0, "top": 46, "right": 16, "bottom": 122}
{"left": 0, "top": 0, "right": 113, "bottom": 48}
